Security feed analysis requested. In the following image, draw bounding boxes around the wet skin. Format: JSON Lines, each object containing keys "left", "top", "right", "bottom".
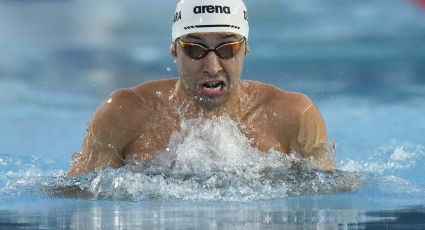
{"left": 68, "top": 33, "right": 334, "bottom": 177}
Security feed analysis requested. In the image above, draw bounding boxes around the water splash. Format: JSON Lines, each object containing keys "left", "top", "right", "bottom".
{"left": 340, "top": 142, "right": 425, "bottom": 195}
{"left": 340, "top": 142, "right": 425, "bottom": 174}
{"left": 49, "top": 115, "right": 363, "bottom": 201}
{"left": 0, "top": 154, "right": 63, "bottom": 196}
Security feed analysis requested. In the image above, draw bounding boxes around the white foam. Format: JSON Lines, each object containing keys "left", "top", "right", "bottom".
{"left": 51, "top": 115, "right": 361, "bottom": 201}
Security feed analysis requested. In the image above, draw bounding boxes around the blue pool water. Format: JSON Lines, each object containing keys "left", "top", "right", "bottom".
{"left": 1, "top": 0, "right": 425, "bottom": 228}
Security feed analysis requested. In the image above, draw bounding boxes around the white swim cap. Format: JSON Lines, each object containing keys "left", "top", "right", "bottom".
{"left": 172, "top": 0, "right": 249, "bottom": 41}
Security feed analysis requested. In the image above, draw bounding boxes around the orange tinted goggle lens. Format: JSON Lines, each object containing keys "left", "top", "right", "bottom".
{"left": 177, "top": 38, "right": 244, "bottom": 59}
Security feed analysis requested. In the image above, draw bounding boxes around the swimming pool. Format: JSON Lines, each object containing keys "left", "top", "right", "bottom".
{"left": 1, "top": 0, "right": 425, "bottom": 229}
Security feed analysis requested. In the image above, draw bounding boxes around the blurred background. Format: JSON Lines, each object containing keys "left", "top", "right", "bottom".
{"left": 1, "top": 0, "right": 424, "bottom": 97}
{"left": 1, "top": 0, "right": 425, "bottom": 164}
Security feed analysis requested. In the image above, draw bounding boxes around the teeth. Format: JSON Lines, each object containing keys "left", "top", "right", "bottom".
{"left": 208, "top": 85, "right": 221, "bottom": 91}
{"left": 203, "top": 81, "right": 223, "bottom": 89}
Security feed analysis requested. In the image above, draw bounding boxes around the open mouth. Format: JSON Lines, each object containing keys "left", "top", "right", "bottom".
{"left": 198, "top": 80, "right": 227, "bottom": 97}
{"left": 202, "top": 81, "right": 224, "bottom": 90}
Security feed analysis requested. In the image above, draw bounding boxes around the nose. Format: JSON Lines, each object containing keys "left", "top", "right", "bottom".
{"left": 203, "top": 51, "right": 223, "bottom": 76}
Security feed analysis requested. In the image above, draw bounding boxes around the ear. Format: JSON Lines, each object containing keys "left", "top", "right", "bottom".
{"left": 170, "top": 42, "right": 177, "bottom": 57}
{"left": 244, "top": 42, "right": 250, "bottom": 56}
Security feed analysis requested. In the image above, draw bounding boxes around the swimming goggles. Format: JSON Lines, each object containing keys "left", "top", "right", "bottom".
{"left": 176, "top": 37, "right": 245, "bottom": 60}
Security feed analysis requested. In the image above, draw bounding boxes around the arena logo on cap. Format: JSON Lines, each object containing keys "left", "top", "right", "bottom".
{"left": 193, "top": 5, "right": 231, "bottom": 14}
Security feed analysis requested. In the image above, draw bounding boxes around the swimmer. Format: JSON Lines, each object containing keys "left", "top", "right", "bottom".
{"left": 68, "top": 0, "right": 334, "bottom": 177}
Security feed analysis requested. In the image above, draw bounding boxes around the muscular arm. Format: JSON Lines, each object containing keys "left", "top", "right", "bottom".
{"left": 67, "top": 130, "right": 123, "bottom": 177}
{"left": 254, "top": 84, "right": 334, "bottom": 170}
{"left": 67, "top": 89, "right": 142, "bottom": 177}
{"left": 295, "top": 96, "right": 335, "bottom": 170}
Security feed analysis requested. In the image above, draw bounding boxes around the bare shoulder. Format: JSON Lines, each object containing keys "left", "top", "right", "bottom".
{"left": 89, "top": 86, "right": 151, "bottom": 148}
{"left": 92, "top": 79, "right": 179, "bottom": 139}
{"left": 243, "top": 81, "right": 331, "bottom": 169}
{"left": 242, "top": 80, "right": 322, "bottom": 136}
{"left": 131, "top": 79, "right": 178, "bottom": 100}
{"left": 95, "top": 79, "right": 178, "bottom": 127}
{"left": 68, "top": 81, "right": 176, "bottom": 176}
{"left": 242, "top": 80, "right": 314, "bottom": 114}
{"left": 94, "top": 87, "right": 146, "bottom": 123}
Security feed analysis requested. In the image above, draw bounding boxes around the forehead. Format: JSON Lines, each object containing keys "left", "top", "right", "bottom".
{"left": 181, "top": 32, "right": 243, "bottom": 41}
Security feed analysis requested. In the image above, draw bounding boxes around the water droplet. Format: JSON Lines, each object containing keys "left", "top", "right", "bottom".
{"left": 166, "top": 67, "right": 171, "bottom": 72}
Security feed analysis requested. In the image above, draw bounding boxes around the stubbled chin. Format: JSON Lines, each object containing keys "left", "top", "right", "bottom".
{"left": 194, "top": 86, "right": 230, "bottom": 108}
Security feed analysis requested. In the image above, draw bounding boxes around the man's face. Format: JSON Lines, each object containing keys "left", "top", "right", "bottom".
{"left": 173, "top": 32, "right": 247, "bottom": 108}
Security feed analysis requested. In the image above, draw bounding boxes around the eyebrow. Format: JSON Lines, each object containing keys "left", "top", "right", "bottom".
{"left": 220, "top": 34, "right": 239, "bottom": 39}
{"left": 185, "top": 34, "right": 202, "bottom": 40}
